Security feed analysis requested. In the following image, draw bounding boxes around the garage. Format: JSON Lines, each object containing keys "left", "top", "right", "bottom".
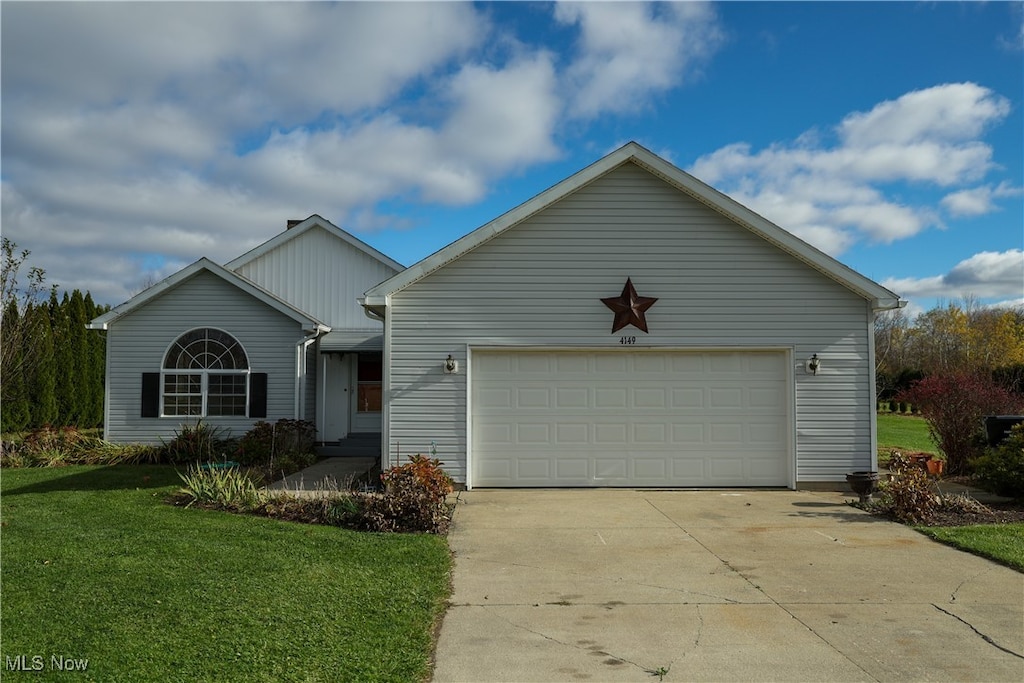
{"left": 364, "top": 143, "right": 903, "bottom": 488}
{"left": 471, "top": 349, "right": 792, "bottom": 487}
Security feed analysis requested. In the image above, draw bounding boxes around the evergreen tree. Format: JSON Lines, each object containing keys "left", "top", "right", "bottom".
{"left": 28, "top": 302, "right": 58, "bottom": 427}
{"left": 65, "top": 290, "right": 90, "bottom": 426}
{"left": 83, "top": 292, "right": 105, "bottom": 428}
{"left": 51, "top": 291, "right": 75, "bottom": 426}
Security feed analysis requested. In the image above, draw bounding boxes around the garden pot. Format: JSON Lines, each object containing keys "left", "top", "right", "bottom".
{"left": 906, "top": 452, "right": 932, "bottom": 471}
{"left": 846, "top": 471, "right": 880, "bottom": 504}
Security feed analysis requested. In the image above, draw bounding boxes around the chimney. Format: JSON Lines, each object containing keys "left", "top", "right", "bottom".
{"left": 286, "top": 219, "right": 303, "bottom": 230}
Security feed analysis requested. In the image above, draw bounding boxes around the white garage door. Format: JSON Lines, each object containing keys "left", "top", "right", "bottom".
{"left": 472, "top": 350, "right": 790, "bottom": 487}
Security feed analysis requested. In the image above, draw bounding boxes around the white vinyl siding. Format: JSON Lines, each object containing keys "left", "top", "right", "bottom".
{"left": 232, "top": 225, "right": 399, "bottom": 329}
{"left": 385, "top": 162, "right": 874, "bottom": 486}
{"left": 103, "top": 271, "right": 310, "bottom": 444}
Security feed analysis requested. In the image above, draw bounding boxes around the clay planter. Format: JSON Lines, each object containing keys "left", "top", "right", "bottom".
{"left": 906, "top": 452, "right": 932, "bottom": 471}
{"left": 846, "top": 471, "right": 880, "bottom": 504}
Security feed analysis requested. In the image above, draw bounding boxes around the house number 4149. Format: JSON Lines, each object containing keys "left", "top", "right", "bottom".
{"left": 619, "top": 336, "right": 636, "bottom": 345}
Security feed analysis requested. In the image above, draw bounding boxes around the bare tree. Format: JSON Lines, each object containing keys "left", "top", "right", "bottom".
{"left": 1, "top": 238, "right": 55, "bottom": 406}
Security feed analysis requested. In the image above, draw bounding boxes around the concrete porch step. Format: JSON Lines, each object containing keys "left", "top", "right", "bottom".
{"left": 316, "top": 433, "right": 381, "bottom": 458}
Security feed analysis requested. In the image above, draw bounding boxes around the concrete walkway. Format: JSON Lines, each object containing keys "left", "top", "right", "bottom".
{"left": 432, "top": 489, "right": 1024, "bottom": 682}
{"left": 266, "top": 456, "right": 377, "bottom": 492}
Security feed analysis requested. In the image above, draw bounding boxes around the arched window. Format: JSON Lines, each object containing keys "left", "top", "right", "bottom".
{"left": 162, "top": 328, "right": 250, "bottom": 417}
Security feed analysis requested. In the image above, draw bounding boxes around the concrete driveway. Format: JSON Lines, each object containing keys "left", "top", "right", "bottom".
{"left": 432, "top": 489, "right": 1024, "bottom": 682}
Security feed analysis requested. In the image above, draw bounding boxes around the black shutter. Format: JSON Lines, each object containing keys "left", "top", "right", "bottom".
{"left": 249, "top": 373, "right": 268, "bottom": 418}
{"left": 141, "top": 373, "right": 160, "bottom": 418}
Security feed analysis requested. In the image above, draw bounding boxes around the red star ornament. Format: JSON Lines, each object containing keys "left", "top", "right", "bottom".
{"left": 601, "top": 278, "right": 658, "bottom": 333}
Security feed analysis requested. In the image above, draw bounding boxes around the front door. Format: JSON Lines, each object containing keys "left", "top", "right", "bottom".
{"left": 322, "top": 353, "right": 351, "bottom": 442}
{"left": 350, "top": 353, "right": 382, "bottom": 434}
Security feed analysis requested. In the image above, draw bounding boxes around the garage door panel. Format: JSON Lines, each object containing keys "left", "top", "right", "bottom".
{"left": 555, "top": 458, "right": 588, "bottom": 479}
{"left": 595, "top": 422, "right": 628, "bottom": 443}
{"left": 594, "top": 458, "right": 627, "bottom": 479}
{"left": 671, "top": 423, "right": 705, "bottom": 445}
{"left": 472, "top": 350, "right": 790, "bottom": 487}
{"left": 634, "top": 388, "right": 667, "bottom": 408}
{"left": 555, "top": 387, "right": 588, "bottom": 408}
{"left": 595, "top": 387, "right": 628, "bottom": 408}
{"left": 633, "top": 423, "right": 667, "bottom": 443}
{"left": 555, "top": 423, "right": 588, "bottom": 444}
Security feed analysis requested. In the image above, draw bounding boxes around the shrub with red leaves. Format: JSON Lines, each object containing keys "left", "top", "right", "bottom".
{"left": 898, "top": 373, "right": 1023, "bottom": 476}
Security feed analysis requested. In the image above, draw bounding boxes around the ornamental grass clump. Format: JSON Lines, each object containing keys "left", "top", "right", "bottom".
{"left": 176, "top": 463, "right": 262, "bottom": 510}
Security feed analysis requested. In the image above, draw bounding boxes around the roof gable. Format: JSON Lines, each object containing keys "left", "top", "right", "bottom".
{"left": 87, "top": 258, "right": 329, "bottom": 332}
{"left": 364, "top": 142, "right": 902, "bottom": 311}
{"left": 226, "top": 214, "right": 404, "bottom": 272}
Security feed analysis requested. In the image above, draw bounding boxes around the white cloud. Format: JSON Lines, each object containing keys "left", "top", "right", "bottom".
{"left": 690, "top": 83, "right": 1013, "bottom": 255}
{"left": 941, "top": 182, "right": 1024, "bottom": 217}
{"left": 838, "top": 83, "right": 1010, "bottom": 147}
{"left": 882, "top": 250, "right": 1024, "bottom": 302}
{"left": 2, "top": 1, "right": 729, "bottom": 305}
{"left": 555, "top": 1, "right": 723, "bottom": 118}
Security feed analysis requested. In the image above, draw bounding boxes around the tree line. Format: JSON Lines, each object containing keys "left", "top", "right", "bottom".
{"left": 1, "top": 238, "right": 108, "bottom": 433}
{"left": 875, "top": 298, "right": 1024, "bottom": 401}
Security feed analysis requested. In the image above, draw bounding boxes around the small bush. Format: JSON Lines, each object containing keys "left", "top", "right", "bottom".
{"left": 363, "top": 455, "right": 454, "bottom": 533}
{"left": 161, "top": 421, "right": 234, "bottom": 464}
{"left": 972, "top": 423, "right": 1024, "bottom": 499}
{"left": 898, "top": 373, "right": 1023, "bottom": 476}
{"left": 175, "top": 464, "right": 262, "bottom": 510}
{"left": 877, "top": 451, "right": 937, "bottom": 523}
{"left": 235, "top": 419, "right": 316, "bottom": 467}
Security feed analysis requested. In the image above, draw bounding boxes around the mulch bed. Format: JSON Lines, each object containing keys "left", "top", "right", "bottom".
{"left": 923, "top": 502, "right": 1024, "bottom": 527}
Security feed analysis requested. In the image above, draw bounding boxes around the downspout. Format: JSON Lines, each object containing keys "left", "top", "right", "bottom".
{"left": 295, "top": 328, "right": 325, "bottom": 420}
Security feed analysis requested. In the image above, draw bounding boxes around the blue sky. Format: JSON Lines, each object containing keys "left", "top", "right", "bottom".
{"left": 2, "top": 1, "right": 1022, "bottom": 318}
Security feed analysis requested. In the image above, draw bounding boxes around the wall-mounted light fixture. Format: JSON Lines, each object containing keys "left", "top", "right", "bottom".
{"left": 444, "top": 354, "right": 458, "bottom": 374}
{"left": 807, "top": 354, "right": 821, "bottom": 375}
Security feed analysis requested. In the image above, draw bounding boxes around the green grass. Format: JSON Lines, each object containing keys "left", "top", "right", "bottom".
{"left": 1, "top": 465, "right": 451, "bottom": 682}
{"left": 877, "top": 413, "right": 939, "bottom": 457}
{"left": 917, "top": 524, "right": 1024, "bottom": 572}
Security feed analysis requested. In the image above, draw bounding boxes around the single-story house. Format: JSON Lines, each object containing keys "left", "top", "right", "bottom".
{"left": 90, "top": 142, "right": 903, "bottom": 489}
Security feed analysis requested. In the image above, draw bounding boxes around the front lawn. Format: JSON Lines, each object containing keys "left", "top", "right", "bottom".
{"left": 917, "top": 524, "right": 1024, "bottom": 572}
{"left": 876, "top": 413, "right": 938, "bottom": 460}
{"left": 0, "top": 465, "right": 451, "bottom": 682}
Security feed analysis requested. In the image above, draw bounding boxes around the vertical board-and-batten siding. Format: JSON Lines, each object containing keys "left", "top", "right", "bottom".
{"left": 104, "top": 271, "right": 309, "bottom": 444}
{"left": 386, "top": 162, "right": 873, "bottom": 484}
{"left": 232, "top": 225, "right": 399, "bottom": 329}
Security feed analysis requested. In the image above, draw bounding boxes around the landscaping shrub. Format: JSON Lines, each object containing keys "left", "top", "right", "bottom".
{"left": 235, "top": 419, "right": 316, "bottom": 466}
{"left": 160, "top": 421, "right": 234, "bottom": 464}
{"left": 972, "top": 423, "right": 1024, "bottom": 499}
{"left": 898, "top": 372, "right": 1023, "bottom": 476}
{"left": 362, "top": 455, "right": 454, "bottom": 533}
{"left": 877, "top": 451, "right": 937, "bottom": 524}
{"left": 169, "top": 453, "right": 454, "bottom": 534}
{"left": 0, "top": 425, "right": 161, "bottom": 467}
{"left": 175, "top": 464, "right": 262, "bottom": 510}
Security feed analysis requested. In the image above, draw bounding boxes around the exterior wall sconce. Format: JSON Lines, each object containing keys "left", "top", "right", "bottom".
{"left": 444, "top": 354, "right": 458, "bottom": 374}
{"left": 807, "top": 354, "right": 821, "bottom": 375}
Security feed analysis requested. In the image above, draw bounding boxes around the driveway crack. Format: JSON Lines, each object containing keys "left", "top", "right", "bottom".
{"left": 932, "top": 604, "right": 1024, "bottom": 660}
{"left": 948, "top": 566, "right": 992, "bottom": 603}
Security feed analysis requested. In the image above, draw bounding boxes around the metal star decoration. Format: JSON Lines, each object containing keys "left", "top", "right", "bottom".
{"left": 601, "top": 278, "right": 658, "bottom": 333}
